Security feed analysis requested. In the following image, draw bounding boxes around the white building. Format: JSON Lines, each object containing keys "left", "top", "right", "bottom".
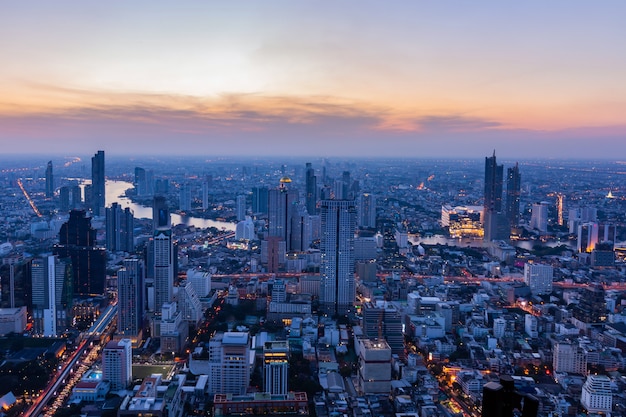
{"left": 235, "top": 216, "right": 256, "bottom": 241}
{"left": 102, "top": 339, "right": 132, "bottom": 391}
{"left": 524, "top": 263, "right": 554, "bottom": 295}
{"left": 553, "top": 342, "right": 587, "bottom": 374}
{"left": 358, "top": 339, "right": 392, "bottom": 394}
{"left": 493, "top": 317, "right": 506, "bottom": 339}
{"left": 0, "top": 307, "right": 27, "bottom": 335}
{"left": 581, "top": 374, "right": 612, "bottom": 414}
{"left": 530, "top": 202, "right": 550, "bottom": 232}
{"left": 206, "top": 332, "right": 251, "bottom": 395}
{"left": 186, "top": 267, "right": 212, "bottom": 298}
{"left": 524, "top": 314, "right": 538, "bottom": 338}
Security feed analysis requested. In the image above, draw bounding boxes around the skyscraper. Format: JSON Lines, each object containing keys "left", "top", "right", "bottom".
{"left": 357, "top": 192, "right": 377, "bottom": 229}
{"left": 268, "top": 178, "right": 299, "bottom": 251}
{"left": 483, "top": 151, "right": 507, "bottom": 241}
{"left": 106, "top": 202, "right": 134, "bottom": 252}
{"left": 236, "top": 195, "right": 247, "bottom": 221}
{"left": 179, "top": 182, "right": 192, "bottom": 211}
{"left": 55, "top": 210, "right": 106, "bottom": 296}
{"left": 252, "top": 186, "right": 269, "bottom": 215}
{"left": 31, "top": 255, "right": 72, "bottom": 337}
{"left": 320, "top": 199, "right": 356, "bottom": 316}
{"left": 305, "top": 162, "right": 317, "bottom": 215}
{"left": 505, "top": 163, "right": 521, "bottom": 228}
{"left": 523, "top": 263, "right": 553, "bottom": 295}
{"left": 91, "top": 150, "right": 105, "bottom": 216}
{"left": 152, "top": 196, "right": 173, "bottom": 314}
{"left": 45, "top": 160, "right": 54, "bottom": 198}
{"left": 530, "top": 201, "right": 550, "bottom": 232}
{"left": 117, "top": 258, "right": 144, "bottom": 340}
{"left": 206, "top": 332, "right": 251, "bottom": 395}
{"left": 263, "top": 341, "right": 289, "bottom": 395}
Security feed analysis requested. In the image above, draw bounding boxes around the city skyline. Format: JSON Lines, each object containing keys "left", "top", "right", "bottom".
{"left": 1, "top": 1, "right": 625, "bottom": 158}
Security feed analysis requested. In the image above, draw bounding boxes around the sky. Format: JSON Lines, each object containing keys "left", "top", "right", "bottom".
{"left": 1, "top": 1, "right": 625, "bottom": 159}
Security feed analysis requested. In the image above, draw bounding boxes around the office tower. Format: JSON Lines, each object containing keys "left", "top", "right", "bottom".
{"left": 106, "top": 202, "right": 135, "bottom": 252}
{"left": 578, "top": 222, "right": 599, "bottom": 253}
{"left": 252, "top": 186, "right": 269, "bottom": 215}
{"left": 524, "top": 263, "right": 553, "bottom": 295}
{"left": 153, "top": 195, "right": 171, "bottom": 230}
{"left": 0, "top": 260, "right": 30, "bottom": 309}
{"left": 102, "top": 339, "right": 133, "bottom": 391}
{"left": 483, "top": 151, "right": 508, "bottom": 241}
{"left": 201, "top": 177, "right": 210, "bottom": 210}
{"left": 55, "top": 210, "right": 106, "bottom": 295}
{"left": 581, "top": 375, "right": 612, "bottom": 415}
{"left": 236, "top": 194, "right": 247, "bottom": 221}
{"left": 117, "top": 258, "right": 144, "bottom": 340}
{"left": 268, "top": 178, "right": 299, "bottom": 251}
{"left": 320, "top": 199, "right": 356, "bottom": 316}
{"left": 155, "top": 178, "right": 169, "bottom": 195}
{"left": 31, "top": 256, "right": 72, "bottom": 336}
{"left": 45, "top": 160, "right": 54, "bottom": 198}
{"left": 263, "top": 341, "right": 289, "bottom": 395}
{"left": 59, "top": 186, "right": 70, "bottom": 211}
{"left": 134, "top": 167, "right": 147, "bottom": 196}
{"left": 362, "top": 301, "right": 404, "bottom": 359}
{"left": 90, "top": 150, "right": 105, "bottom": 216}
{"left": 305, "top": 162, "right": 317, "bottom": 215}
{"left": 179, "top": 182, "right": 192, "bottom": 211}
{"left": 573, "top": 283, "right": 606, "bottom": 325}
{"left": 357, "top": 192, "right": 377, "bottom": 229}
{"left": 271, "top": 280, "right": 286, "bottom": 303}
{"left": 207, "top": 332, "right": 251, "bottom": 395}
{"left": 529, "top": 201, "right": 549, "bottom": 232}
{"left": 153, "top": 228, "right": 173, "bottom": 315}
{"left": 505, "top": 163, "right": 520, "bottom": 228}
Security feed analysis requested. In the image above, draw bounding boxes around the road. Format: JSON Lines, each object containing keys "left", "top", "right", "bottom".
{"left": 22, "top": 305, "right": 117, "bottom": 417}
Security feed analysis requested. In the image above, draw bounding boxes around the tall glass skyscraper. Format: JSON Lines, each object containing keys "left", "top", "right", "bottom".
{"left": 506, "top": 163, "right": 521, "bottom": 228}
{"left": 91, "top": 150, "right": 105, "bottom": 216}
{"left": 117, "top": 258, "right": 144, "bottom": 340}
{"left": 45, "top": 160, "right": 54, "bottom": 198}
{"left": 320, "top": 199, "right": 356, "bottom": 317}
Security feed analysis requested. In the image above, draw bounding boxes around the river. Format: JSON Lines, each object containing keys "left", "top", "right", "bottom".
{"left": 106, "top": 180, "right": 236, "bottom": 231}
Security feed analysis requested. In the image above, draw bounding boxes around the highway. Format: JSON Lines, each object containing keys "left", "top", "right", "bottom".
{"left": 22, "top": 305, "right": 117, "bottom": 417}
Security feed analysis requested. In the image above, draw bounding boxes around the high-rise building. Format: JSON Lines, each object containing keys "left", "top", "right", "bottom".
{"left": 134, "top": 167, "right": 147, "bottom": 196}
{"left": 102, "top": 339, "right": 133, "bottom": 391}
{"left": 505, "top": 163, "right": 520, "bottom": 228}
{"left": 106, "top": 202, "right": 134, "bottom": 252}
{"left": 524, "top": 263, "right": 553, "bottom": 295}
{"left": 54, "top": 210, "right": 106, "bottom": 296}
{"left": 45, "top": 160, "right": 54, "bottom": 198}
{"left": 236, "top": 195, "right": 247, "bottom": 221}
{"left": 152, "top": 195, "right": 171, "bottom": 230}
{"left": 357, "top": 193, "right": 377, "bottom": 229}
{"left": 578, "top": 222, "right": 599, "bottom": 253}
{"left": 153, "top": 228, "right": 173, "bottom": 315}
{"left": 252, "top": 186, "right": 269, "bottom": 215}
{"left": 358, "top": 339, "right": 391, "bottom": 394}
{"left": 362, "top": 301, "right": 404, "bottom": 359}
{"left": 320, "top": 199, "right": 356, "bottom": 316}
{"left": 483, "top": 151, "right": 507, "bottom": 241}
{"left": 581, "top": 375, "right": 612, "bottom": 415}
{"left": 179, "top": 182, "right": 192, "bottom": 211}
{"left": 91, "top": 150, "right": 105, "bottom": 216}
{"left": 263, "top": 341, "right": 289, "bottom": 395}
{"left": 207, "top": 332, "right": 251, "bottom": 395}
{"left": 117, "top": 258, "right": 144, "bottom": 340}
{"left": 530, "top": 202, "right": 550, "bottom": 232}
{"left": 201, "top": 177, "right": 210, "bottom": 210}
{"left": 268, "top": 178, "right": 299, "bottom": 247}
{"left": 305, "top": 163, "right": 317, "bottom": 215}
{"left": 31, "top": 255, "right": 72, "bottom": 337}
{"left": 552, "top": 342, "right": 586, "bottom": 374}
{"left": 556, "top": 194, "right": 564, "bottom": 226}
{"left": 573, "top": 283, "right": 606, "bottom": 325}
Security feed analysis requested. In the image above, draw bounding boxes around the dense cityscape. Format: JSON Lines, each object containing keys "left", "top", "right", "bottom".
{"left": 0, "top": 152, "right": 624, "bottom": 417}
